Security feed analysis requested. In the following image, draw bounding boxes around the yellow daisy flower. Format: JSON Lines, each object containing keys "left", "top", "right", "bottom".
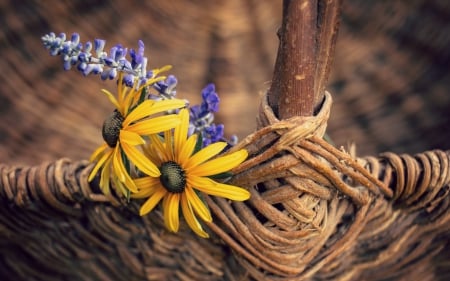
{"left": 132, "top": 108, "right": 250, "bottom": 238}
{"left": 88, "top": 72, "right": 186, "bottom": 195}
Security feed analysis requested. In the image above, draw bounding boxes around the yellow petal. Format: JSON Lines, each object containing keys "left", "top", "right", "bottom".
{"left": 127, "top": 115, "right": 181, "bottom": 135}
{"left": 184, "top": 142, "right": 227, "bottom": 169}
{"left": 101, "top": 89, "right": 121, "bottom": 114}
{"left": 149, "top": 134, "right": 165, "bottom": 151}
{"left": 163, "top": 193, "right": 180, "bottom": 232}
{"left": 88, "top": 148, "right": 113, "bottom": 182}
{"left": 174, "top": 109, "right": 189, "bottom": 155}
{"left": 142, "top": 145, "right": 164, "bottom": 167}
{"left": 143, "top": 134, "right": 168, "bottom": 163}
{"left": 123, "top": 100, "right": 153, "bottom": 126}
{"left": 138, "top": 76, "right": 166, "bottom": 90}
{"left": 122, "top": 87, "right": 138, "bottom": 115}
{"left": 134, "top": 176, "right": 161, "bottom": 190}
{"left": 164, "top": 130, "right": 174, "bottom": 161}
{"left": 178, "top": 134, "right": 197, "bottom": 165}
{"left": 189, "top": 149, "right": 248, "bottom": 177}
{"left": 139, "top": 186, "right": 166, "bottom": 216}
{"left": 188, "top": 175, "right": 250, "bottom": 201}
{"left": 121, "top": 142, "right": 160, "bottom": 177}
{"left": 89, "top": 143, "right": 109, "bottom": 162}
{"left": 123, "top": 99, "right": 185, "bottom": 127}
{"left": 181, "top": 195, "right": 209, "bottom": 238}
{"left": 150, "top": 65, "right": 172, "bottom": 77}
{"left": 130, "top": 177, "right": 162, "bottom": 198}
{"left": 185, "top": 187, "right": 212, "bottom": 222}
{"left": 112, "top": 146, "right": 125, "bottom": 182}
{"left": 145, "top": 97, "right": 185, "bottom": 114}
{"left": 112, "top": 176, "right": 129, "bottom": 197}
{"left": 131, "top": 187, "right": 158, "bottom": 199}
{"left": 148, "top": 134, "right": 169, "bottom": 163}
{"left": 112, "top": 146, "right": 138, "bottom": 192}
{"left": 99, "top": 157, "right": 112, "bottom": 195}
{"left": 120, "top": 129, "right": 145, "bottom": 146}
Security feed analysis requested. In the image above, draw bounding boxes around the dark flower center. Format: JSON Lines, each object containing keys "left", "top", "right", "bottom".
{"left": 159, "top": 161, "right": 186, "bottom": 193}
{"left": 102, "top": 109, "right": 124, "bottom": 148}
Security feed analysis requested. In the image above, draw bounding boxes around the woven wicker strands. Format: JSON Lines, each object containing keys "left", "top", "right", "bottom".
{"left": 1, "top": 90, "right": 449, "bottom": 280}
{"left": 207, "top": 92, "right": 450, "bottom": 280}
{"left": 0, "top": 160, "right": 225, "bottom": 281}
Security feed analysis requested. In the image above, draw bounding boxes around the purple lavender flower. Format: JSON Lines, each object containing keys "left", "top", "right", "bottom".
{"left": 201, "top": 84, "right": 220, "bottom": 113}
{"left": 60, "top": 33, "right": 82, "bottom": 70}
{"left": 41, "top": 32, "right": 164, "bottom": 88}
{"left": 188, "top": 84, "right": 237, "bottom": 147}
{"left": 130, "top": 40, "right": 145, "bottom": 68}
{"left": 203, "top": 124, "right": 225, "bottom": 146}
{"left": 152, "top": 75, "right": 178, "bottom": 99}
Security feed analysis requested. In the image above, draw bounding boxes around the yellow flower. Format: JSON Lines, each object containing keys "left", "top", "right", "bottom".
{"left": 88, "top": 72, "right": 186, "bottom": 195}
{"left": 132, "top": 108, "right": 250, "bottom": 238}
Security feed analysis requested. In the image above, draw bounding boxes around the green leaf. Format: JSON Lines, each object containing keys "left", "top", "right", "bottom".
{"left": 208, "top": 171, "right": 233, "bottom": 180}
{"left": 125, "top": 188, "right": 131, "bottom": 202}
{"left": 121, "top": 150, "right": 131, "bottom": 173}
{"left": 193, "top": 133, "right": 203, "bottom": 155}
{"left": 138, "top": 86, "right": 148, "bottom": 104}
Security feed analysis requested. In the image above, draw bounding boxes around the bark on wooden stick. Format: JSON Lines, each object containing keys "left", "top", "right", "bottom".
{"left": 268, "top": 0, "right": 342, "bottom": 119}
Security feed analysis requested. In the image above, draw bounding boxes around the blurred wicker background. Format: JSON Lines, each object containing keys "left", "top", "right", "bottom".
{"left": 0, "top": 0, "right": 449, "bottom": 166}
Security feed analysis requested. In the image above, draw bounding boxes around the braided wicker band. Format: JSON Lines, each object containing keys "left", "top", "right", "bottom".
{"left": 208, "top": 91, "right": 450, "bottom": 279}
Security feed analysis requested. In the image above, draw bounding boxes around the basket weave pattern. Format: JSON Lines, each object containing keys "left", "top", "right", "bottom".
{"left": 0, "top": 159, "right": 230, "bottom": 280}
{"left": 1, "top": 92, "right": 449, "bottom": 280}
{"left": 208, "top": 92, "right": 450, "bottom": 280}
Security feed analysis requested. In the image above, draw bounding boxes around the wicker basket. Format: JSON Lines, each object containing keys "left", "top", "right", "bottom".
{"left": 1, "top": 90, "right": 449, "bottom": 280}
{"left": 1, "top": 1, "right": 450, "bottom": 280}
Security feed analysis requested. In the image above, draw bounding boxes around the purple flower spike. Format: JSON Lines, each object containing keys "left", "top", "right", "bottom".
{"left": 93, "top": 39, "right": 106, "bottom": 58}
{"left": 70, "top": 33, "right": 80, "bottom": 45}
{"left": 130, "top": 40, "right": 145, "bottom": 67}
{"left": 41, "top": 32, "right": 170, "bottom": 88}
{"left": 187, "top": 83, "right": 237, "bottom": 147}
{"left": 153, "top": 75, "right": 178, "bottom": 98}
{"left": 201, "top": 84, "right": 220, "bottom": 113}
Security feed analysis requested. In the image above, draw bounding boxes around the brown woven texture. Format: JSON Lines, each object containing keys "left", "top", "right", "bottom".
{"left": 1, "top": 92, "right": 450, "bottom": 280}
{"left": 1, "top": 0, "right": 450, "bottom": 280}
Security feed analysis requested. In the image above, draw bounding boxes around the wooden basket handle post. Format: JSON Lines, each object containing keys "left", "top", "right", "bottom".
{"left": 268, "top": 0, "right": 342, "bottom": 119}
